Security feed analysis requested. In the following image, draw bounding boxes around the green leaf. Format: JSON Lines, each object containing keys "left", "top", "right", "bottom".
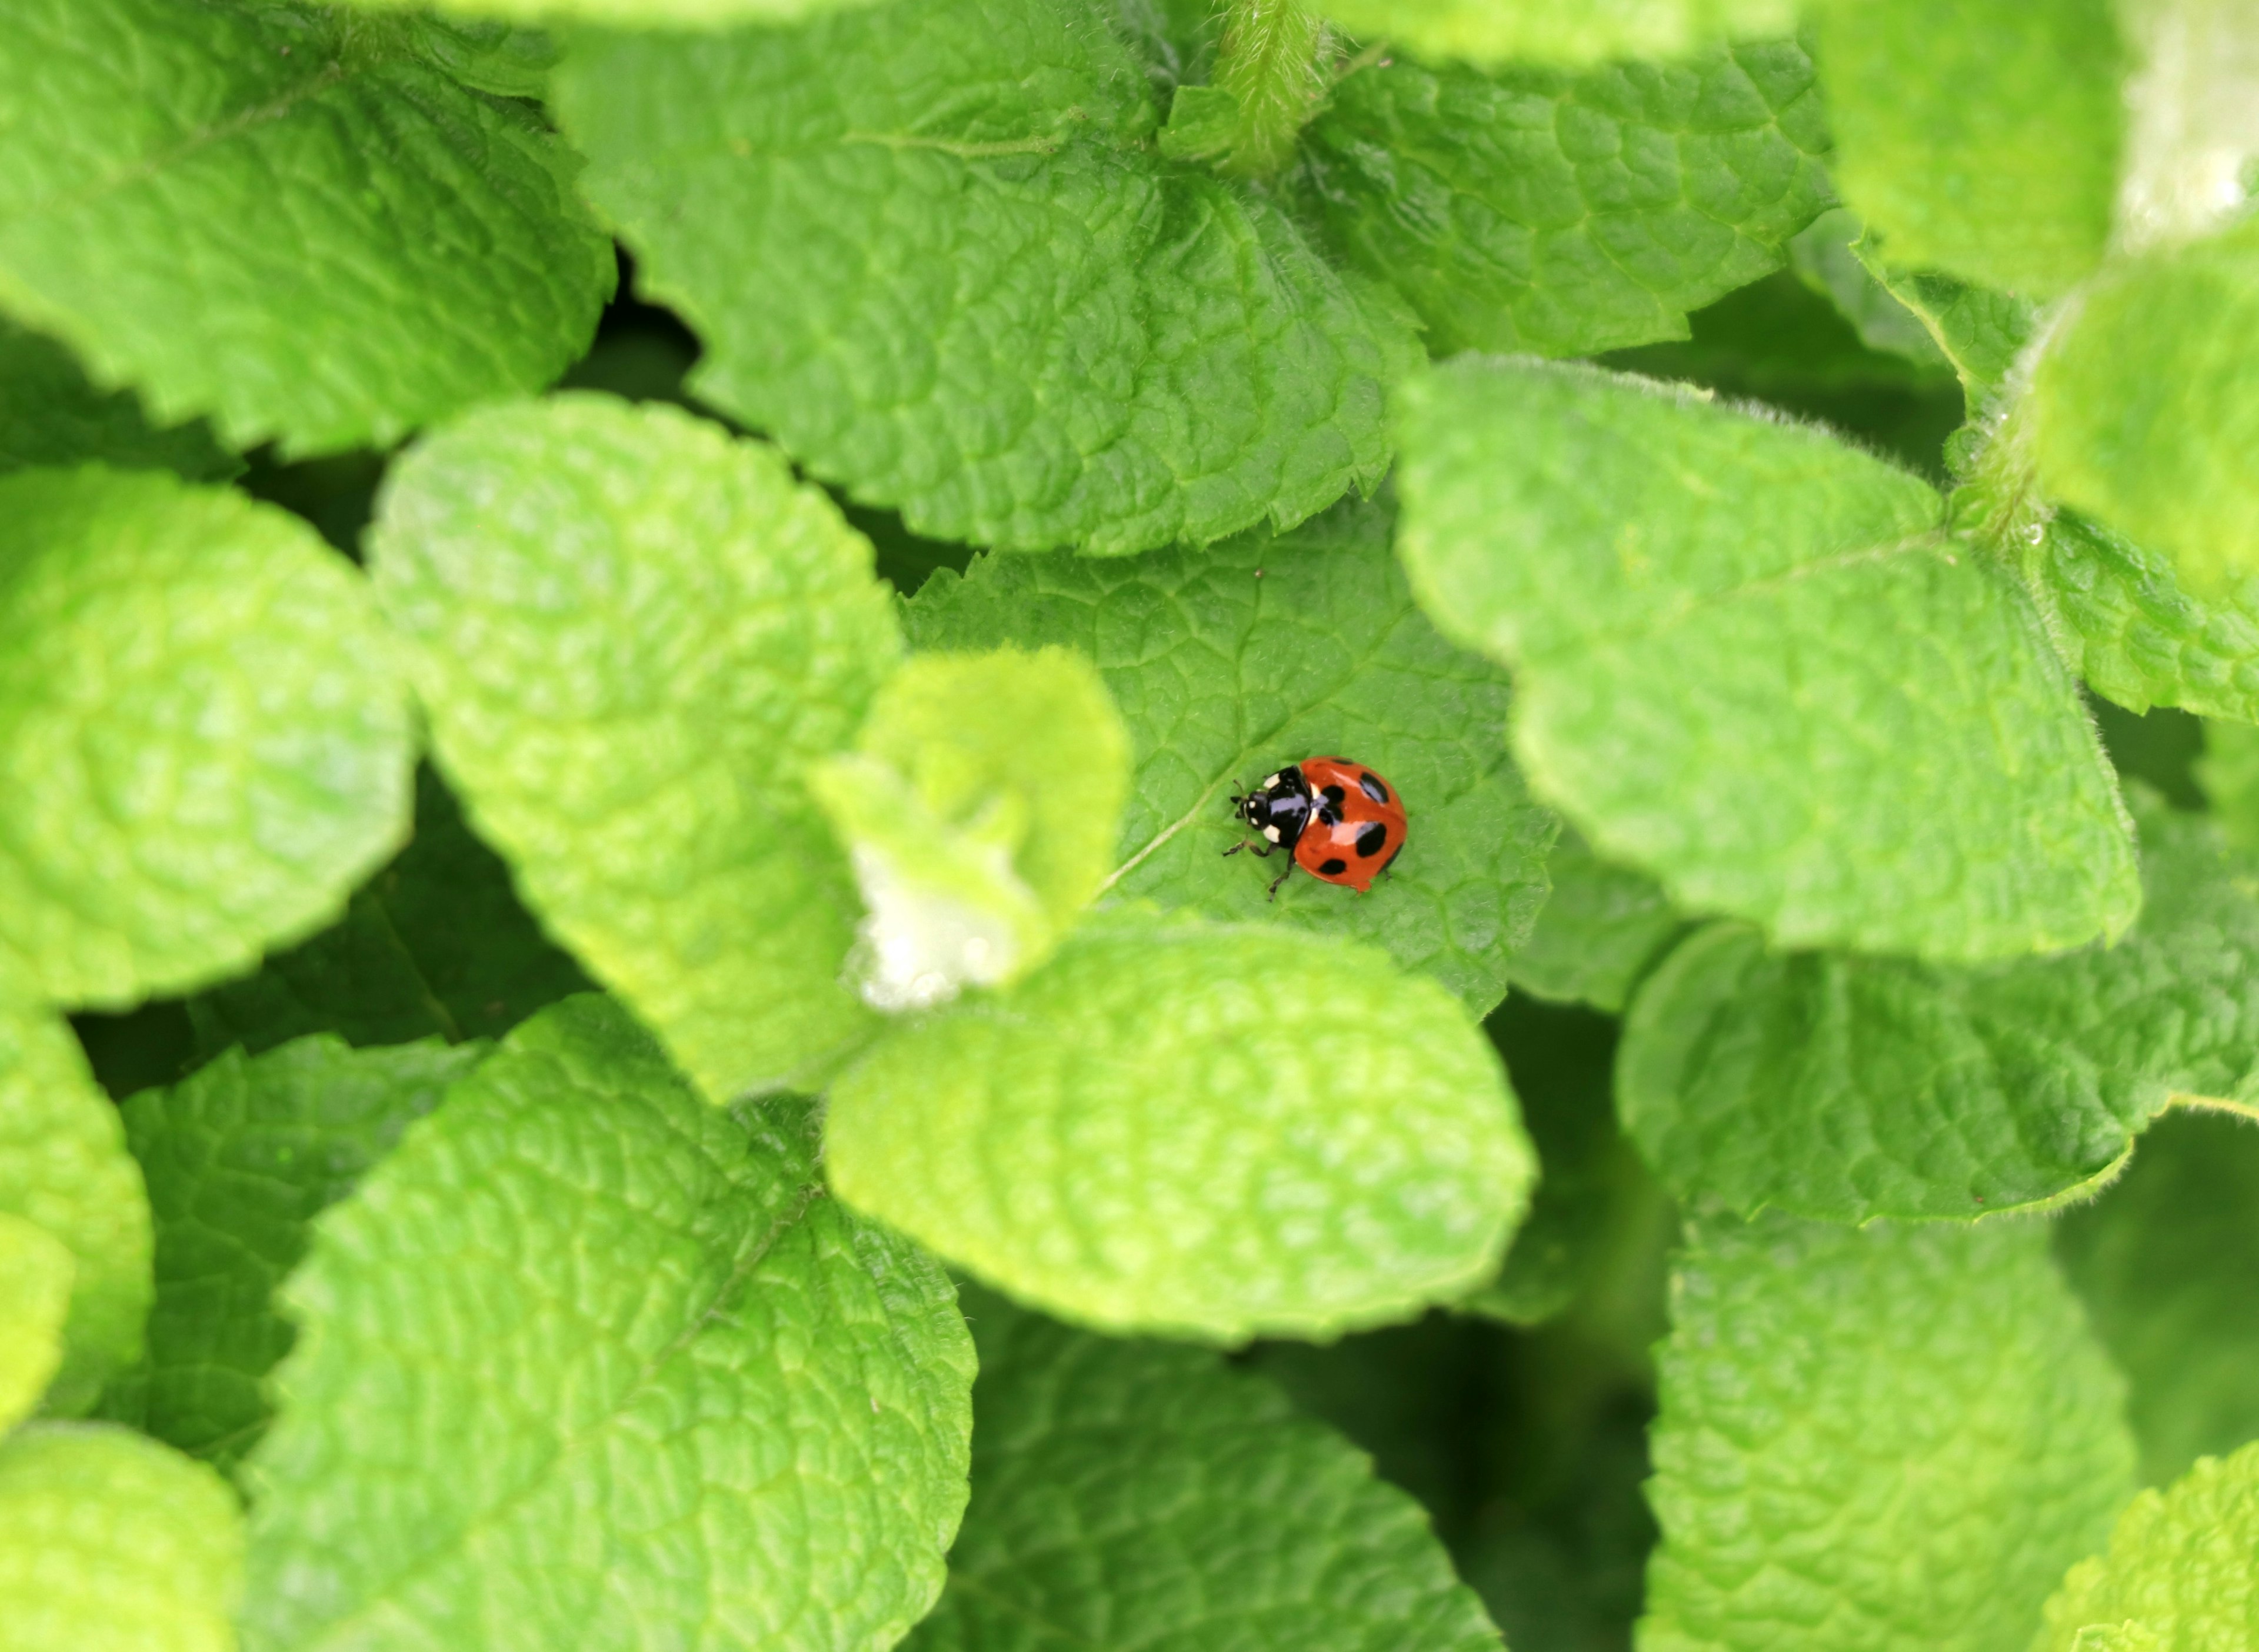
{"left": 241, "top": 995, "right": 974, "bottom": 1652}
{"left": 904, "top": 1288, "right": 1502, "bottom": 1652}
{"left": 2055, "top": 1109, "right": 2259, "bottom": 1488}
{"left": 825, "top": 911, "right": 1532, "bottom": 1340}
{"left": 1845, "top": 247, "right": 2037, "bottom": 402}
{"left": 0, "top": 466, "right": 411, "bottom": 1007}
{"left": 1784, "top": 210, "right": 1957, "bottom": 377}
{"left": 812, "top": 648, "right": 1130, "bottom": 1010}
{"left": 902, "top": 500, "right": 1557, "bottom": 1018}
{"left": 0, "top": 0, "right": 613, "bottom": 455}
{"left": 0, "top": 320, "right": 235, "bottom": 481}
{"left": 185, "top": 765, "right": 592, "bottom": 1060}
{"left": 1503, "top": 825, "right": 1682, "bottom": 1015}
{"left": 2037, "top": 1439, "right": 2259, "bottom": 1651}
{"left": 2197, "top": 717, "right": 2259, "bottom": 852}
{"left": 1299, "top": 41, "right": 1832, "bottom": 357}
{"left": 0, "top": 1423, "right": 243, "bottom": 1652}
{"left": 369, "top": 395, "right": 901, "bottom": 1101}
{"left": 1394, "top": 355, "right": 2137, "bottom": 964}
{"left": 109, "top": 1037, "right": 483, "bottom": 1473}
{"left": 1618, "top": 796, "right": 2259, "bottom": 1223}
{"left": 2031, "top": 217, "right": 2259, "bottom": 601}
{"left": 552, "top": 0, "right": 1421, "bottom": 556}
{"left": 1641, "top": 1215, "right": 2135, "bottom": 1652}
{"left": 1311, "top": 0, "right": 1795, "bottom": 68}
{"left": 0, "top": 1004, "right": 151, "bottom": 1415}
{"left": 348, "top": 0, "right": 881, "bottom": 28}
{"left": 1808, "top": 0, "right": 2125, "bottom": 298}
{"left": 0, "top": 1213, "right": 71, "bottom": 1433}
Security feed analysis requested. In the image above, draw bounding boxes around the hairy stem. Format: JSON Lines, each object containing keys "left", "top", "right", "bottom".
{"left": 1214, "top": 0, "right": 1334, "bottom": 176}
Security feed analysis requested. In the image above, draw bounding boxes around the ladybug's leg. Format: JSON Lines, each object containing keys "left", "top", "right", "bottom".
{"left": 1222, "top": 840, "right": 1274, "bottom": 860}
{"left": 1266, "top": 861, "right": 1295, "bottom": 900}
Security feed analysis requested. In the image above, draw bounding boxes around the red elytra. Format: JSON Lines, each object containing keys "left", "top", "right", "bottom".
{"left": 1225, "top": 755, "right": 1408, "bottom": 898}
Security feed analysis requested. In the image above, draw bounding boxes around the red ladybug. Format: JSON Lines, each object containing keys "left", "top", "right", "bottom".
{"left": 1226, "top": 756, "right": 1407, "bottom": 898}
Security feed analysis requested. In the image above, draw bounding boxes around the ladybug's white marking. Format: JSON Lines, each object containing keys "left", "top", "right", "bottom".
{"left": 1263, "top": 825, "right": 1281, "bottom": 842}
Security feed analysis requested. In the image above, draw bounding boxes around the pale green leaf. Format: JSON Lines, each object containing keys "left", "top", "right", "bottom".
{"left": 0, "top": 1423, "right": 242, "bottom": 1652}
{"left": 0, "top": 1004, "right": 151, "bottom": 1415}
{"left": 241, "top": 995, "right": 973, "bottom": 1652}
{"left": 0, "top": 1213, "right": 71, "bottom": 1433}
{"left": 1300, "top": 41, "right": 1832, "bottom": 357}
{"left": 0, "top": 0, "right": 614, "bottom": 455}
{"left": 1312, "top": 0, "right": 1795, "bottom": 68}
{"left": 109, "top": 1037, "right": 482, "bottom": 1473}
{"left": 2056, "top": 1109, "right": 2259, "bottom": 1487}
{"left": 905, "top": 1288, "right": 1503, "bottom": 1652}
{"left": 902, "top": 500, "right": 1557, "bottom": 1018}
{"left": 1503, "top": 825, "right": 1682, "bottom": 1015}
{"left": 0, "top": 467, "right": 410, "bottom": 1007}
{"left": 2197, "top": 717, "right": 2259, "bottom": 851}
{"left": 1395, "top": 356, "right": 2137, "bottom": 964}
{"left": 552, "top": 0, "right": 1420, "bottom": 557}
{"left": 0, "top": 320, "right": 234, "bottom": 481}
{"left": 369, "top": 395, "right": 901, "bottom": 1101}
{"left": 2031, "top": 217, "right": 2259, "bottom": 601}
{"left": 1641, "top": 1215, "right": 2136, "bottom": 1652}
{"left": 2115, "top": 0, "right": 2259, "bottom": 251}
{"left": 1618, "top": 796, "right": 2259, "bottom": 1222}
{"left": 2037, "top": 1440, "right": 2259, "bottom": 1651}
{"left": 825, "top": 911, "right": 1532, "bottom": 1340}
{"left": 812, "top": 648, "right": 1130, "bottom": 1010}
{"left": 1808, "top": 0, "right": 2125, "bottom": 298}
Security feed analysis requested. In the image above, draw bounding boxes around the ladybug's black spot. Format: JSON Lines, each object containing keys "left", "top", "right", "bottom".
{"left": 1321, "top": 785, "right": 1346, "bottom": 807}
{"left": 1317, "top": 858, "right": 1348, "bottom": 877}
{"left": 1355, "top": 822, "right": 1388, "bottom": 858}
{"left": 1358, "top": 772, "right": 1390, "bottom": 804}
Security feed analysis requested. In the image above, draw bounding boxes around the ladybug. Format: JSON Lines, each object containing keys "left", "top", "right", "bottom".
{"left": 1226, "top": 756, "right": 1407, "bottom": 898}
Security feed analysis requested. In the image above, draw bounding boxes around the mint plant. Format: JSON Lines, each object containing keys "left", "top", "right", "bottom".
{"left": 3, "top": 0, "right": 2258, "bottom": 1648}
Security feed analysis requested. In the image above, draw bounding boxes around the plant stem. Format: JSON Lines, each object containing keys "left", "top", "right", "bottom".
{"left": 1214, "top": 0, "right": 1332, "bottom": 177}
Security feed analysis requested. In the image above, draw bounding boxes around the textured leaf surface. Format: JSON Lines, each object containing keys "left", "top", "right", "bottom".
{"left": 0, "top": 1213, "right": 71, "bottom": 1431}
{"left": 826, "top": 912, "right": 1532, "bottom": 1340}
{"left": 903, "top": 501, "right": 1556, "bottom": 1017}
{"left": 186, "top": 766, "right": 591, "bottom": 1059}
{"left": 1503, "top": 826, "right": 1682, "bottom": 1015}
{"left": 2057, "top": 1110, "right": 2259, "bottom": 1487}
{"left": 113, "top": 1037, "right": 482, "bottom": 1473}
{"left": 2038, "top": 1440, "right": 2259, "bottom": 1651}
{"left": 0, "top": 1423, "right": 242, "bottom": 1652}
{"left": 1300, "top": 42, "right": 1831, "bottom": 357}
{"left": 1312, "top": 0, "right": 1794, "bottom": 66}
{"left": 2031, "top": 217, "right": 2259, "bottom": 599}
{"left": 1810, "top": 0, "right": 2123, "bottom": 298}
{"left": 0, "top": 321, "right": 233, "bottom": 480}
{"left": 241, "top": 995, "right": 973, "bottom": 1652}
{"left": 346, "top": 0, "right": 881, "bottom": 25}
{"left": 1619, "top": 799, "right": 2259, "bottom": 1222}
{"left": 0, "top": 1005, "right": 151, "bottom": 1415}
{"left": 1641, "top": 1215, "right": 2135, "bottom": 1652}
{"left": 1395, "top": 357, "right": 2136, "bottom": 963}
{"left": 554, "top": 0, "right": 1420, "bottom": 556}
{"left": 905, "top": 1288, "right": 1503, "bottom": 1651}
{"left": 0, "top": 0, "right": 613, "bottom": 454}
{"left": 371, "top": 396, "right": 901, "bottom": 1101}
{"left": 1848, "top": 250, "right": 2036, "bottom": 400}
{"left": 0, "top": 465, "right": 411, "bottom": 1007}
{"left": 814, "top": 648, "right": 1130, "bottom": 1010}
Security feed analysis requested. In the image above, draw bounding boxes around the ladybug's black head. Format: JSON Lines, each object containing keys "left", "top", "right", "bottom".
{"left": 1230, "top": 766, "right": 1312, "bottom": 850}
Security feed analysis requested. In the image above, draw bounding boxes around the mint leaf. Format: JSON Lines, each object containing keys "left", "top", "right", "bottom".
{"left": 825, "top": 911, "right": 1532, "bottom": 1339}
{"left": 110, "top": 1037, "right": 482, "bottom": 1473}
{"left": 0, "top": 1005, "right": 151, "bottom": 1416}
{"left": 1311, "top": 0, "right": 1794, "bottom": 68}
{"left": 2197, "top": 717, "right": 2259, "bottom": 851}
{"left": 241, "top": 995, "right": 973, "bottom": 1652}
{"left": 0, "top": 1423, "right": 242, "bottom": 1652}
{"left": 2056, "top": 1110, "right": 2259, "bottom": 1487}
{"left": 1784, "top": 210, "right": 1957, "bottom": 377}
{"left": 2037, "top": 1440, "right": 2259, "bottom": 1651}
{"left": 354, "top": 0, "right": 880, "bottom": 26}
{"left": 2031, "top": 217, "right": 2259, "bottom": 600}
{"left": 553, "top": 0, "right": 1420, "bottom": 555}
{"left": 1394, "top": 356, "right": 2137, "bottom": 963}
{"left": 1503, "top": 825, "right": 1681, "bottom": 1015}
{"left": 1844, "top": 249, "right": 2037, "bottom": 401}
{"left": 1300, "top": 41, "right": 1831, "bottom": 357}
{"left": 1808, "top": 0, "right": 2124, "bottom": 298}
{"left": 0, "top": 0, "right": 612, "bottom": 455}
{"left": 0, "top": 466, "right": 410, "bottom": 1007}
{"left": 0, "top": 320, "right": 234, "bottom": 481}
{"left": 369, "top": 396, "right": 901, "bottom": 1101}
{"left": 1618, "top": 795, "right": 2259, "bottom": 1222}
{"left": 0, "top": 1214, "right": 71, "bottom": 1433}
{"left": 185, "top": 766, "right": 592, "bottom": 1059}
{"left": 905, "top": 1288, "right": 1502, "bottom": 1651}
{"left": 813, "top": 648, "right": 1130, "bottom": 1010}
{"left": 902, "top": 501, "right": 1556, "bottom": 1017}
{"left": 1641, "top": 1215, "right": 2135, "bottom": 1652}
